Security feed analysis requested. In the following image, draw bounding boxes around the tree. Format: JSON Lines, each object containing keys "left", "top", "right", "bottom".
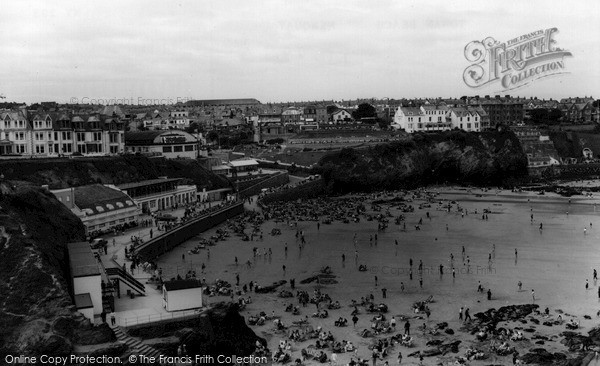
{"left": 352, "top": 103, "right": 377, "bottom": 121}
{"left": 207, "top": 131, "right": 219, "bottom": 142}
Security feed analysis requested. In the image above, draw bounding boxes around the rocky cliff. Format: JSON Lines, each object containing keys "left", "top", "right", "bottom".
{"left": 317, "top": 130, "right": 528, "bottom": 193}
{"left": 0, "top": 155, "right": 230, "bottom": 190}
{"left": 0, "top": 182, "right": 114, "bottom": 356}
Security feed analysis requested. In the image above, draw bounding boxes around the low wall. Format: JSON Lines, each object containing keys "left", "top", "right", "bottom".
{"left": 135, "top": 202, "right": 244, "bottom": 261}
{"left": 239, "top": 172, "right": 289, "bottom": 197}
{"left": 530, "top": 163, "right": 600, "bottom": 180}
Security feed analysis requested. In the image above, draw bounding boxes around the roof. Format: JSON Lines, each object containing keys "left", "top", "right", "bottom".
{"left": 212, "top": 164, "right": 232, "bottom": 171}
{"left": 400, "top": 107, "right": 423, "bottom": 116}
{"left": 229, "top": 158, "right": 259, "bottom": 167}
{"left": 67, "top": 242, "right": 100, "bottom": 277}
{"left": 74, "top": 293, "right": 94, "bottom": 309}
{"left": 421, "top": 105, "right": 449, "bottom": 111}
{"left": 99, "top": 105, "right": 125, "bottom": 117}
{"left": 118, "top": 178, "right": 181, "bottom": 190}
{"left": 185, "top": 99, "right": 261, "bottom": 106}
{"left": 164, "top": 279, "right": 203, "bottom": 291}
{"left": 73, "top": 184, "right": 136, "bottom": 215}
{"left": 124, "top": 130, "right": 167, "bottom": 143}
{"left": 125, "top": 130, "right": 197, "bottom": 145}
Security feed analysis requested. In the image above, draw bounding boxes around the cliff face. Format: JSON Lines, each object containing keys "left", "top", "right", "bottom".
{"left": 0, "top": 155, "right": 230, "bottom": 190}
{"left": 549, "top": 131, "right": 600, "bottom": 159}
{"left": 0, "top": 183, "right": 114, "bottom": 356}
{"left": 318, "top": 130, "right": 528, "bottom": 193}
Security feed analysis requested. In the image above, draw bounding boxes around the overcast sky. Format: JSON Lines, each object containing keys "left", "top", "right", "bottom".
{"left": 1, "top": 0, "right": 598, "bottom": 104}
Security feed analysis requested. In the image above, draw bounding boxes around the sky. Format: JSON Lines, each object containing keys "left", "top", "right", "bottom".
{"left": 0, "top": 0, "right": 598, "bottom": 104}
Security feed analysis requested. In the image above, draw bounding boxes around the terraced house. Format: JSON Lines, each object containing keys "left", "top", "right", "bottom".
{"left": 392, "top": 105, "right": 483, "bottom": 133}
{"left": 0, "top": 108, "right": 125, "bottom": 156}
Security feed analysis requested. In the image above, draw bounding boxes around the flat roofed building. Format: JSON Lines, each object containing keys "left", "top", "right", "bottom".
{"left": 118, "top": 177, "right": 197, "bottom": 213}
{"left": 74, "top": 293, "right": 95, "bottom": 321}
{"left": 125, "top": 130, "right": 203, "bottom": 159}
{"left": 67, "top": 242, "right": 102, "bottom": 316}
{"left": 162, "top": 279, "right": 203, "bottom": 311}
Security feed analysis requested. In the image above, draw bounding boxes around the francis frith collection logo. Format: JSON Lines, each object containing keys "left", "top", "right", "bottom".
{"left": 463, "top": 28, "right": 572, "bottom": 91}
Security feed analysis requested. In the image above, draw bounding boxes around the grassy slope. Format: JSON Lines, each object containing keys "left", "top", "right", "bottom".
{"left": 0, "top": 155, "right": 231, "bottom": 190}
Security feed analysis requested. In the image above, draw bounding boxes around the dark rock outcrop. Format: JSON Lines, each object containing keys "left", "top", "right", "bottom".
{"left": 520, "top": 348, "right": 567, "bottom": 365}
{"left": 317, "top": 130, "right": 528, "bottom": 193}
{"left": 126, "top": 303, "right": 266, "bottom": 358}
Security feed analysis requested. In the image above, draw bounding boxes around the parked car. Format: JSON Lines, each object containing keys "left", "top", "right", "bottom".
{"left": 90, "top": 238, "right": 108, "bottom": 249}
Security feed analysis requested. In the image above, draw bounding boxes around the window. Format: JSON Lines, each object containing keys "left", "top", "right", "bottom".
{"left": 467, "top": 123, "right": 472, "bottom": 129}
{"left": 35, "top": 145, "right": 45, "bottom": 154}
{"left": 76, "top": 133, "right": 85, "bottom": 142}
{"left": 15, "top": 132, "right": 25, "bottom": 141}
{"left": 174, "top": 146, "right": 183, "bottom": 152}
{"left": 110, "top": 146, "right": 119, "bottom": 153}
{"left": 62, "top": 132, "right": 71, "bottom": 140}
{"left": 475, "top": 123, "right": 479, "bottom": 128}
{"left": 185, "top": 145, "right": 193, "bottom": 151}
{"left": 62, "top": 143, "right": 72, "bottom": 153}
{"left": 109, "top": 133, "right": 118, "bottom": 143}
{"left": 54, "top": 132, "right": 59, "bottom": 141}
{"left": 163, "top": 146, "right": 172, "bottom": 153}
{"left": 93, "top": 132, "right": 102, "bottom": 141}
{"left": 35, "top": 132, "right": 44, "bottom": 141}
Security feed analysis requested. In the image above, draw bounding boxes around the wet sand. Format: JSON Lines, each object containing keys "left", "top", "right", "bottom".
{"left": 156, "top": 188, "right": 600, "bottom": 365}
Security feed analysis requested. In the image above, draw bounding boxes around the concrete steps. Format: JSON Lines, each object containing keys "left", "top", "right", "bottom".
{"left": 113, "top": 326, "right": 164, "bottom": 364}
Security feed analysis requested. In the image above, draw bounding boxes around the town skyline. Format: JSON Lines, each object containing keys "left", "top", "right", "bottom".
{"left": 1, "top": 0, "right": 599, "bottom": 104}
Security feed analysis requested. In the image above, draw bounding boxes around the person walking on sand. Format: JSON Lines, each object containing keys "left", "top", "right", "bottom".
{"left": 459, "top": 306, "right": 463, "bottom": 321}
{"left": 375, "top": 276, "right": 378, "bottom": 287}
{"left": 464, "top": 308, "right": 472, "bottom": 322}
{"left": 352, "top": 314, "right": 358, "bottom": 327}
{"left": 404, "top": 320, "right": 410, "bottom": 335}
{"left": 531, "top": 289, "right": 535, "bottom": 302}
{"left": 382, "top": 287, "right": 387, "bottom": 299}
{"left": 586, "top": 279, "right": 589, "bottom": 290}
{"left": 397, "top": 352, "right": 402, "bottom": 365}
{"left": 518, "top": 281, "right": 522, "bottom": 291}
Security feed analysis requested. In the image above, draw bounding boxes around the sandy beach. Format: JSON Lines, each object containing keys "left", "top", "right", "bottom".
{"left": 155, "top": 187, "right": 600, "bottom": 365}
